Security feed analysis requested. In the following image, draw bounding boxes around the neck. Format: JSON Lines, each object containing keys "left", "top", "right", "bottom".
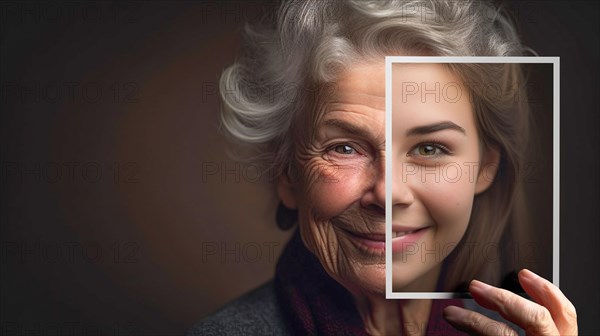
{"left": 354, "top": 264, "right": 443, "bottom": 335}
{"left": 354, "top": 294, "right": 433, "bottom": 336}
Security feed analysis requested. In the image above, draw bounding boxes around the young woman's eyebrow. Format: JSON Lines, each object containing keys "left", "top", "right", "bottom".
{"left": 405, "top": 121, "right": 466, "bottom": 136}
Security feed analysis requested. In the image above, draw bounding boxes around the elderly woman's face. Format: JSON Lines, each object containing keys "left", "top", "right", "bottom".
{"left": 278, "top": 61, "right": 494, "bottom": 295}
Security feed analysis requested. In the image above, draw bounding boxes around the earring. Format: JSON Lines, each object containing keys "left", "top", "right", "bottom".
{"left": 276, "top": 202, "right": 298, "bottom": 230}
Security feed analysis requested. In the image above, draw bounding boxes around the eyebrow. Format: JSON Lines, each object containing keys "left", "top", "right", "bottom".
{"left": 322, "top": 118, "right": 374, "bottom": 139}
{"left": 405, "top": 121, "right": 466, "bottom": 136}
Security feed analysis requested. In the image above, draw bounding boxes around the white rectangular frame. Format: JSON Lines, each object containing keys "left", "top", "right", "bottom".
{"left": 385, "top": 56, "right": 560, "bottom": 299}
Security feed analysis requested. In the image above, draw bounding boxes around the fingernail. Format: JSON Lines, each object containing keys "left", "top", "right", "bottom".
{"left": 469, "top": 279, "right": 491, "bottom": 294}
{"left": 443, "top": 305, "right": 467, "bottom": 323}
{"left": 520, "top": 268, "right": 539, "bottom": 279}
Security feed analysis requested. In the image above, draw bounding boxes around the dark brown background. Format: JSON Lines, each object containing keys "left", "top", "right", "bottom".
{"left": 1, "top": 1, "right": 598, "bottom": 335}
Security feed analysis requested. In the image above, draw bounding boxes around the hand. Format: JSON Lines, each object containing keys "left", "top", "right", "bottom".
{"left": 442, "top": 269, "right": 578, "bottom": 335}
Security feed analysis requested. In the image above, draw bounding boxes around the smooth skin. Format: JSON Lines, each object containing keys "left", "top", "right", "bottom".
{"left": 390, "top": 62, "right": 497, "bottom": 293}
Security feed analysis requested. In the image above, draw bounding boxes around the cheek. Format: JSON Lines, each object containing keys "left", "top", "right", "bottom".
{"left": 300, "top": 161, "right": 369, "bottom": 219}
{"left": 419, "top": 172, "right": 476, "bottom": 236}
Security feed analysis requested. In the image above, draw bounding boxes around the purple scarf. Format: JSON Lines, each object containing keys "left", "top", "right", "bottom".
{"left": 274, "top": 230, "right": 466, "bottom": 335}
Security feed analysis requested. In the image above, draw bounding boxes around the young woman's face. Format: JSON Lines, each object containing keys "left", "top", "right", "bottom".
{"left": 278, "top": 61, "right": 495, "bottom": 296}
{"left": 391, "top": 63, "right": 494, "bottom": 291}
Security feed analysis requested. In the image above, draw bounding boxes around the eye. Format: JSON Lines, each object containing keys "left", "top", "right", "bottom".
{"left": 408, "top": 142, "right": 451, "bottom": 157}
{"left": 332, "top": 144, "right": 357, "bottom": 155}
{"left": 418, "top": 144, "right": 439, "bottom": 156}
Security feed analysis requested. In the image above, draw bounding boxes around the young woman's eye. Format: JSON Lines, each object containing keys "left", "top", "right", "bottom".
{"left": 332, "top": 144, "right": 357, "bottom": 155}
{"left": 409, "top": 143, "right": 451, "bottom": 157}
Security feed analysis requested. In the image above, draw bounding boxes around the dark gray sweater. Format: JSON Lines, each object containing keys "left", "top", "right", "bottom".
{"left": 187, "top": 281, "right": 291, "bottom": 336}
{"left": 187, "top": 281, "right": 524, "bottom": 336}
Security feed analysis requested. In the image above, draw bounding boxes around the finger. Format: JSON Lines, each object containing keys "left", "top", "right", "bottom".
{"left": 469, "top": 279, "right": 560, "bottom": 335}
{"left": 443, "top": 305, "right": 518, "bottom": 336}
{"left": 518, "top": 269, "right": 578, "bottom": 335}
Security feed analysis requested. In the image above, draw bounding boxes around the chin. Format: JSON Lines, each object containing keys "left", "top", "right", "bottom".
{"left": 341, "top": 263, "right": 387, "bottom": 296}
{"left": 392, "top": 261, "right": 441, "bottom": 292}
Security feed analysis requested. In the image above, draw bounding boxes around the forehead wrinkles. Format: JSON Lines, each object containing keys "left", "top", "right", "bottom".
{"left": 324, "top": 81, "right": 385, "bottom": 130}
{"left": 329, "top": 91, "right": 386, "bottom": 111}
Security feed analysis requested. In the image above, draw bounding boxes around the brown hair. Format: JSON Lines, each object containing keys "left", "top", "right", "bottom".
{"left": 442, "top": 63, "right": 533, "bottom": 289}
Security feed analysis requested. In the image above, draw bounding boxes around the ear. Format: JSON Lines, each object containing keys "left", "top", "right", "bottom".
{"left": 277, "top": 170, "right": 298, "bottom": 209}
{"left": 475, "top": 144, "right": 501, "bottom": 194}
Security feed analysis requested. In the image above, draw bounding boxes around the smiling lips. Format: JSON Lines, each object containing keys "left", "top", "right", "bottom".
{"left": 392, "top": 225, "right": 429, "bottom": 253}
{"left": 392, "top": 225, "right": 428, "bottom": 237}
{"left": 345, "top": 225, "right": 430, "bottom": 254}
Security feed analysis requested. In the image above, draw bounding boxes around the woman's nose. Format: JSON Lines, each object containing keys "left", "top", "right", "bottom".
{"left": 393, "top": 161, "right": 415, "bottom": 207}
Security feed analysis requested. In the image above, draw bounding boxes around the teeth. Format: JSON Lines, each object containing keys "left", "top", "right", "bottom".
{"left": 392, "top": 230, "right": 416, "bottom": 238}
